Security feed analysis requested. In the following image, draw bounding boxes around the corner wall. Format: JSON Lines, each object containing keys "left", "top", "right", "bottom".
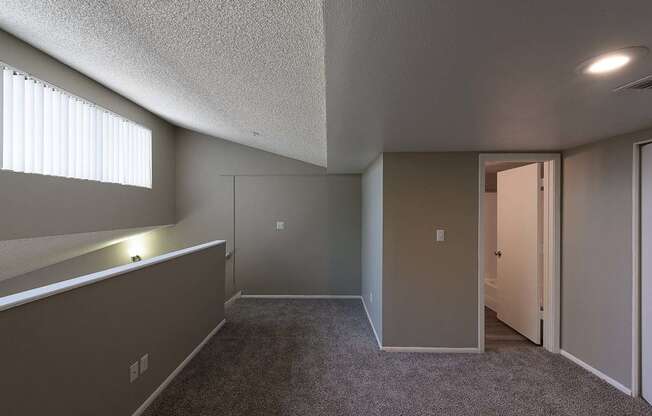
{"left": 362, "top": 155, "right": 383, "bottom": 341}
{"left": 561, "top": 127, "right": 652, "bottom": 388}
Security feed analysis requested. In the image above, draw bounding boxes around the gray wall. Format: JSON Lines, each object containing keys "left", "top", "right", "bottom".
{"left": 2, "top": 127, "right": 362, "bottom": 299}
{"left": 235, "top": 175, "right": 361, "bottom": 295}
{"left": 0, "top": 30, "right": 176, "bottom": 240}
{"left": 562, "top": 127, "right": 652, "bottom": 388}
{"left": 167, "top": 128, "right": 325, "bottom": 298}
{"left": 0, "top": 226, "right": 175, "bottom": 296}
{"left": 168, "top": 128, "right": 346, "bottom": 298}
{"left": 0, "top": 242, "right": 225, "bottom": 416}
{"left": 361, "top": 155, "right": 383, "bottom": 341}
{"left": 0, "top": 225, "right": 162, "bottom": 286}
{"left": 382, "top": 153, "right": 478, "bottom": 348}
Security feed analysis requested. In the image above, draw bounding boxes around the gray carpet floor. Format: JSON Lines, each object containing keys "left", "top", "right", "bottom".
{"left": 144, "top": 299, "right": 652, "bottom": 416}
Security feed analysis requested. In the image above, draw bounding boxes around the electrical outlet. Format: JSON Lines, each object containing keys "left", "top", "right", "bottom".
{"left": 140, "top": 354, "right": 149, "bottom": 374}
{"left": 275, "top": 221, "right": 286, "bottom": 231}
{"left": 129, "top": 362, "right": 139, "bottom": 383}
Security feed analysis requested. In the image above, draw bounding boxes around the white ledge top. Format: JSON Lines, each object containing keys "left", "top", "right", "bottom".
{"left": 0, "top": 240, "right": 225, "bottom": 312}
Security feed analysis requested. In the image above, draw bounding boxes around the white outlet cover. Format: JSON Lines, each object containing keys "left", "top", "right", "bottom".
{"left": 129, "top": 362, "right": 139, "bottom": 383}
{"left": 276, "top": 221, "right": 286, "bottom": 231}
{"left": 436, "top": 229, "right": 446, "bottom": 242}
{"left": 140, "top": 354, "right": 149, "bottom": 374}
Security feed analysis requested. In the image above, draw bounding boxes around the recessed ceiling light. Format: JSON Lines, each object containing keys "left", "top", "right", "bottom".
{"left": 587, "top": 54, "right": 631, "bottom": 74}
{"left": 578, "top": 46, "right": 649, "bottom": 75}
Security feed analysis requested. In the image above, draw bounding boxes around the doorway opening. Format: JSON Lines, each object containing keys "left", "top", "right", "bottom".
{"left": 478, "top": 154, "right": 561, "bottom": 353}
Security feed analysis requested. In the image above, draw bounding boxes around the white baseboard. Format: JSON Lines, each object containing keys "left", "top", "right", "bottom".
{"left": 240, "top": 294, "right": 362, "bottom": 299}
{"left": 224, "top": 290, "right": 242, "bottom": 308}
{"left": 560, "top": 349, "right": 631, "bottom": 395}
{"left": 381, "top": 346, "right": 481, "bottom": 353}
{"left": 132, "top": 319, "right": 227, "bottom": 416}
{"left": 360, "top": 297, "right": 382, "bottom": 349}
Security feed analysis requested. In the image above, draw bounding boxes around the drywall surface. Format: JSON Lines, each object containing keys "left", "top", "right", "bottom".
{"left": 174, "top": 127, "right": 326, "bottom": 177}
{"left": 323, "top": 1, "right": 652, "bottom": 173}
{"left": 0, "top": 242, "right": 225, "bottom": 416}
{"left": 361, "top": 155, "right": 383, "bottom": 341}
{"left": 562, "top": 127, "right": 652, "bottom": 388}
{"left": 0, "top": 30, "right": 176, "bottom": 240}
{"left": 2, "top": 128, "right": 336, "bottom": 299}
{"left": 0, "top": 226, "right": 160, "bottom": 283}
{"left": 167, "top": 128, "right": 326, "bottom": 299}
{"left": 235, "top": 175, "right": 361, "bottom": 295}
{"left": 0, "top": 226, "right": 173, "bottom": 296}
{"left": 382, "top": 153, "right": 478, "bottom": 348}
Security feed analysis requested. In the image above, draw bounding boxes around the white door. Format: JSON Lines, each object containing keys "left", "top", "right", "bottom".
{"left": 496, "top": 163, "right": 542, "bottom": 344}
{"left": 642, "top": 143, "right": 652, "bottom": 402}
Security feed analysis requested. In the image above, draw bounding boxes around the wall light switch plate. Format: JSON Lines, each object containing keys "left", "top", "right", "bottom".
{"left": 436, "top": 229, "right": 446, "bottom": 242}
{"left": 275, "top": 221, "right": 286, "bottom": 231}
{"left": 140, "top": 354, "right": 149, "bottom": 374}
{"left": 129, "top": 362, "right": 139, "bottom": 383}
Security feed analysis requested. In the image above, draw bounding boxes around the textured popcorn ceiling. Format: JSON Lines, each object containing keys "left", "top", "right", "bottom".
{"left": 0, "top": 0, "right": 327, "bottom": 166}
{"left": 6, "top": 1, "right": 652, "bottom": 174}
{"left": 0, "top": 226, "right": 160, "bottom": 282}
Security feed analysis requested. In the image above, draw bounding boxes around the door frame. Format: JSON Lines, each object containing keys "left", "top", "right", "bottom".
{"left": 632, "top": 138, "right": 652, "bottom": 397}
{"left": 477, "top": 153, "right": 561, "bottom": 353}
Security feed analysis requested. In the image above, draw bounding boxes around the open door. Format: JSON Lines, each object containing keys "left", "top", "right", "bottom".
{"left": 496, "top": 163, "right": 542, "bottom": 344}
{"left": 642, "top": 143, "right": 652, "bottom": 403}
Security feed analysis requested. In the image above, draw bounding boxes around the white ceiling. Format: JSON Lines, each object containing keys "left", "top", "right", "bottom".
{"left": 0, "top": 0, "right": 327, "bottom": 166}
{"left": 2, "top": 1, "right": 652, "bottom": 173}
{"left": 324, "top": 0, "right": 652, "bottom": 172}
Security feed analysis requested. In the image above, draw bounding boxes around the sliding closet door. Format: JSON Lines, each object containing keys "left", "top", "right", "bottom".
{"left": 642, "top": 143, "right": 652, "bottom": 403}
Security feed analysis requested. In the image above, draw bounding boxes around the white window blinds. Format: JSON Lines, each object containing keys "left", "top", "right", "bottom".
{"left": 2, "top": 66, "right": 152, "bottom": 188}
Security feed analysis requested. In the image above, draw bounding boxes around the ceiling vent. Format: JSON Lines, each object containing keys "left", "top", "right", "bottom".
{"left": 614, "top": 75, "right": 652, "bottom": 91}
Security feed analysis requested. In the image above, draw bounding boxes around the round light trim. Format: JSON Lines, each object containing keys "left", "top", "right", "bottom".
{"left": 577, "top": 46, "right": 649, "bottom": 75}
{"left": 586, "top": 54, "right": 631, "bottom": 74}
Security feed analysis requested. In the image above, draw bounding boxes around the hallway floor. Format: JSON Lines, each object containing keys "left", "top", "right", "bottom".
{"left": 144, "top": 299, "right": 652, "bottom": 416}
{"left": 484, "top": 306, "right": 531, "bottom": 350}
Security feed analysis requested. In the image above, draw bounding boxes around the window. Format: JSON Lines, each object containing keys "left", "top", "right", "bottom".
{"left": 1, "top": 65, "right": 152, "bottom": 188}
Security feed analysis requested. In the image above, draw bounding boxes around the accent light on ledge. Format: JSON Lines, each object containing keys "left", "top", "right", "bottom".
{"left": 127, "top": 239, "right": 145, "bottom": 262}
